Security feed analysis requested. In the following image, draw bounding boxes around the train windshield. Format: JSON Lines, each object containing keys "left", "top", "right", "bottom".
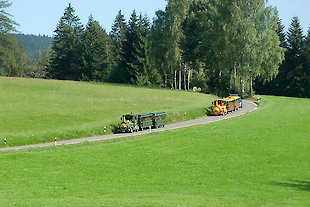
{"left": 125, "top": 115, "right": 135, "bottom": 121}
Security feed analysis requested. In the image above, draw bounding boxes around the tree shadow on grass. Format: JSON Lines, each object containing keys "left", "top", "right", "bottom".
{"left": 269, "top": 180, "right": 310, "bottom": 192}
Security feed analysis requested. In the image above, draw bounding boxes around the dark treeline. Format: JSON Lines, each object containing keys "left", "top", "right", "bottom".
{"left": 1, "top": 0, "right": 309, "bottom": 98}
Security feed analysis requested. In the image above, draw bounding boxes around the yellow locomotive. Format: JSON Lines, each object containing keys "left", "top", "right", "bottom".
{"left": 211, "top": 94, "right": 242, "bottom": 116}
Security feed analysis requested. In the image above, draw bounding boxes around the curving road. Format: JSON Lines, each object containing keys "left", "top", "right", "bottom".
{"left": 0, "top": 100, "right": 258, "bottom": 151}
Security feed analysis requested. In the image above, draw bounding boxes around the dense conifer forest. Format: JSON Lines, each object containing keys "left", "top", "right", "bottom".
{"left": 14, "top": 34, "right": 53, "bottom": 59}
{"left": 1, "top": 0, "right": 309, "bottom": 98}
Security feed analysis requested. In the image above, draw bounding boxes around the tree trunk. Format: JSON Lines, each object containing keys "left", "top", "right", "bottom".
{"left": 174, "top": 70, "right": 177, "bottom": 89}
{"left": 219, "top": 71, "right": 222, "bottom": 96}
{"left": 240, "top": 78, "right": 245, "bottom": 99}
{"left": 170, "top": 69, "right": 174, "bottom": 89}
{"left": 179, "top": 70, "right": 182, "bottom": 90}
{"left": 249, "top": 74, "right": 253, "bottom": 97}
{"left": 234, "top": 67, "right": 237, "bottom": 93}
{"left": 183, "top": 67, "right": 187, "bottom": 91}
{"left": 165, "top": 74, "right": 167, "bottom": 88}
{"left": 188, "top": 69, "right": 191, "bottom": 90}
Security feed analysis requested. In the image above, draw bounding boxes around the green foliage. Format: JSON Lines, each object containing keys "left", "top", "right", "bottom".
{"left": 255, "top": 16, "right": 309, "bottom": 98}
{"left": 25, "top": 46, "right": 52, "bottom": 78}
{"left": 0, "top": 77, "right": 216, "bottom": 147}
{"left": 0, "top": 96, "right": 310, "bottom": 206}
{"left": 0, "top": 34, "right": 28, "bottom": 77}
{"left": 0, "top": 0, "right": 17, "bottom": 33}
{"left": 302, "top": 30, "right": 310, "bottom": 98}
{"left": 110, "top": 10, "right": 127, "bottom": 48}
{"left": 109, "top": 10, "right": 127, "bottom": 83}
{"left": 148, "top": 10, "right": 169, "bottom": 84}
{"left": 49, "top": 3, "right": 84, "bottom": 80}
{"left": 181, "top": 0, "right": 285, "bottom": 97}
{"left": 14, "top": 34, "right": 53, "bottom": 59}
{"left": 0, "top": 1, "right": 29, "bottom": 77}
{"left": 81, "top": 16, "right": 112, "bottom": 82}
{"left": 118, "top": 11, "right": 154, "bottom": 85}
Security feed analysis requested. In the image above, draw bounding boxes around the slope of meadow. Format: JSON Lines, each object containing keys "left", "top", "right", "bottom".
{"left": 0, "top": 96, "right": 309, "bottom": 206}
{"left": 0, "top": 77, "right": 216, "bottom": 147}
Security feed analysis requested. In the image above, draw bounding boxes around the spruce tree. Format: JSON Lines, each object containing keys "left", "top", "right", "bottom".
{"left": 81, "top": 16, "right": 111, "bottom": 82}
{"left": 119, "top": 11, "right": 151, "bottom": 85}
{"left": 49, "top": 3, "right": 84, "bottom": 80}
{"left": 110, "top": 10, "right": 127, "bottom": 48}
{"left": 281, "top": 17, "right": 304, "bottom": 97}
{"left": 109, "top": 10, "right": 127, "bottom": 82}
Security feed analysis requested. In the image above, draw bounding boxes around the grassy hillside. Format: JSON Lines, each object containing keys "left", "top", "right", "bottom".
{"left": 0, "top": 77, "right": 216, "bottom": 147}
{"left": 0, "top": 96, "right": 309, "bottom": 206}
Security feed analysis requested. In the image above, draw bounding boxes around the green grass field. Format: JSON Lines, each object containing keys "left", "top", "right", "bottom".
{"left": 0, "top": 96, "right": 309, "bottom": 206}
{"left": 0, "top": 77, "right": 216, "bottom": 147}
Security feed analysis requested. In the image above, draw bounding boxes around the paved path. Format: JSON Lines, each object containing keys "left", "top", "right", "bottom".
{"left": 0, "top": 100, "right": 258, "bottom": 151}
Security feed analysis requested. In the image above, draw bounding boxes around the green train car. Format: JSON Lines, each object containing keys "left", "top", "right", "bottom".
{"left": 119, "top": 112, "right": 167, "bottom": 133}
{"left": 152, "top": 112, "right": 167, "bottom": 129}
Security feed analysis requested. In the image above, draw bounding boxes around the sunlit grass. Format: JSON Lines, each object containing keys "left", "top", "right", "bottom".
{"left": 0, "top": 96, "right": 309, "bottom": 206}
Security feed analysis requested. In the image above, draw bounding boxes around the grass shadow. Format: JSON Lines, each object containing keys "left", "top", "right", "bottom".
{"left": 205, "top": 106, "right": 213, "bottom": 116}
{"left": 269, "top": 180, "right": 310, "bottom": 192}
{"left": 110, "top": 124, "right": 120, "bottom": 134}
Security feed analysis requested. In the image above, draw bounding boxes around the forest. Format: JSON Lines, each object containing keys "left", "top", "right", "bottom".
{"left": 0, "top": 0, "right": 309, "bottom": 98}
{"left": 14, "top": 34, "right": 53, "bottom": 59}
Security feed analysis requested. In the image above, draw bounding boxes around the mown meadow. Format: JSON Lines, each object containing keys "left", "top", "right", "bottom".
{"left": 0, "top": 96, "right": 309, "bottom": 206}
{"left": 0, "top": 77, "right": 216, "bottom": 147}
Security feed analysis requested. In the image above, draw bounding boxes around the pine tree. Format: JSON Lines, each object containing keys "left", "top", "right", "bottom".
{"left": 281, "top": 17, "right": 304, "bottom": 97}
{"left": 110, "top": 10, "right": 127, "bottom": 48}
{"left": 277, "top": 18, "right": 287, "bottom": 48}
{"left": 109, "top": 10, "right": 127, "bottom": 82}
{"left": 119, "top": 11, "right": 151, "bottom": 85}
{"left": 81, "top": 15, "right": 112, "bottom": 82}
{"left": 49, "top": 3, "right": 84, "bottom": 80}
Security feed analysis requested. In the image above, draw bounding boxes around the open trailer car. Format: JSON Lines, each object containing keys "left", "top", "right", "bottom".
{"left": 119, "top": 112, "right": 167, "bottom": 133}
{"left": 138, "top": 113, "right": 153, "bottom": 130}
{"left": 152, "top": 112, "right": 167, "bottom": 128}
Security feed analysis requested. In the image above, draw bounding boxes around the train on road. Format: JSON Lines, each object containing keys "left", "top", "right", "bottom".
{"left": 211, "top": 94, "right": 242, "bottom": 116}
{"left": 119, "top": 112, "right": 167, "bottom": 133}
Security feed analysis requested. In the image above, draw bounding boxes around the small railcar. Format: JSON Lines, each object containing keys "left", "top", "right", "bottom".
{"left": 119, "top": 112, "right": 167, "bottom": 133}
